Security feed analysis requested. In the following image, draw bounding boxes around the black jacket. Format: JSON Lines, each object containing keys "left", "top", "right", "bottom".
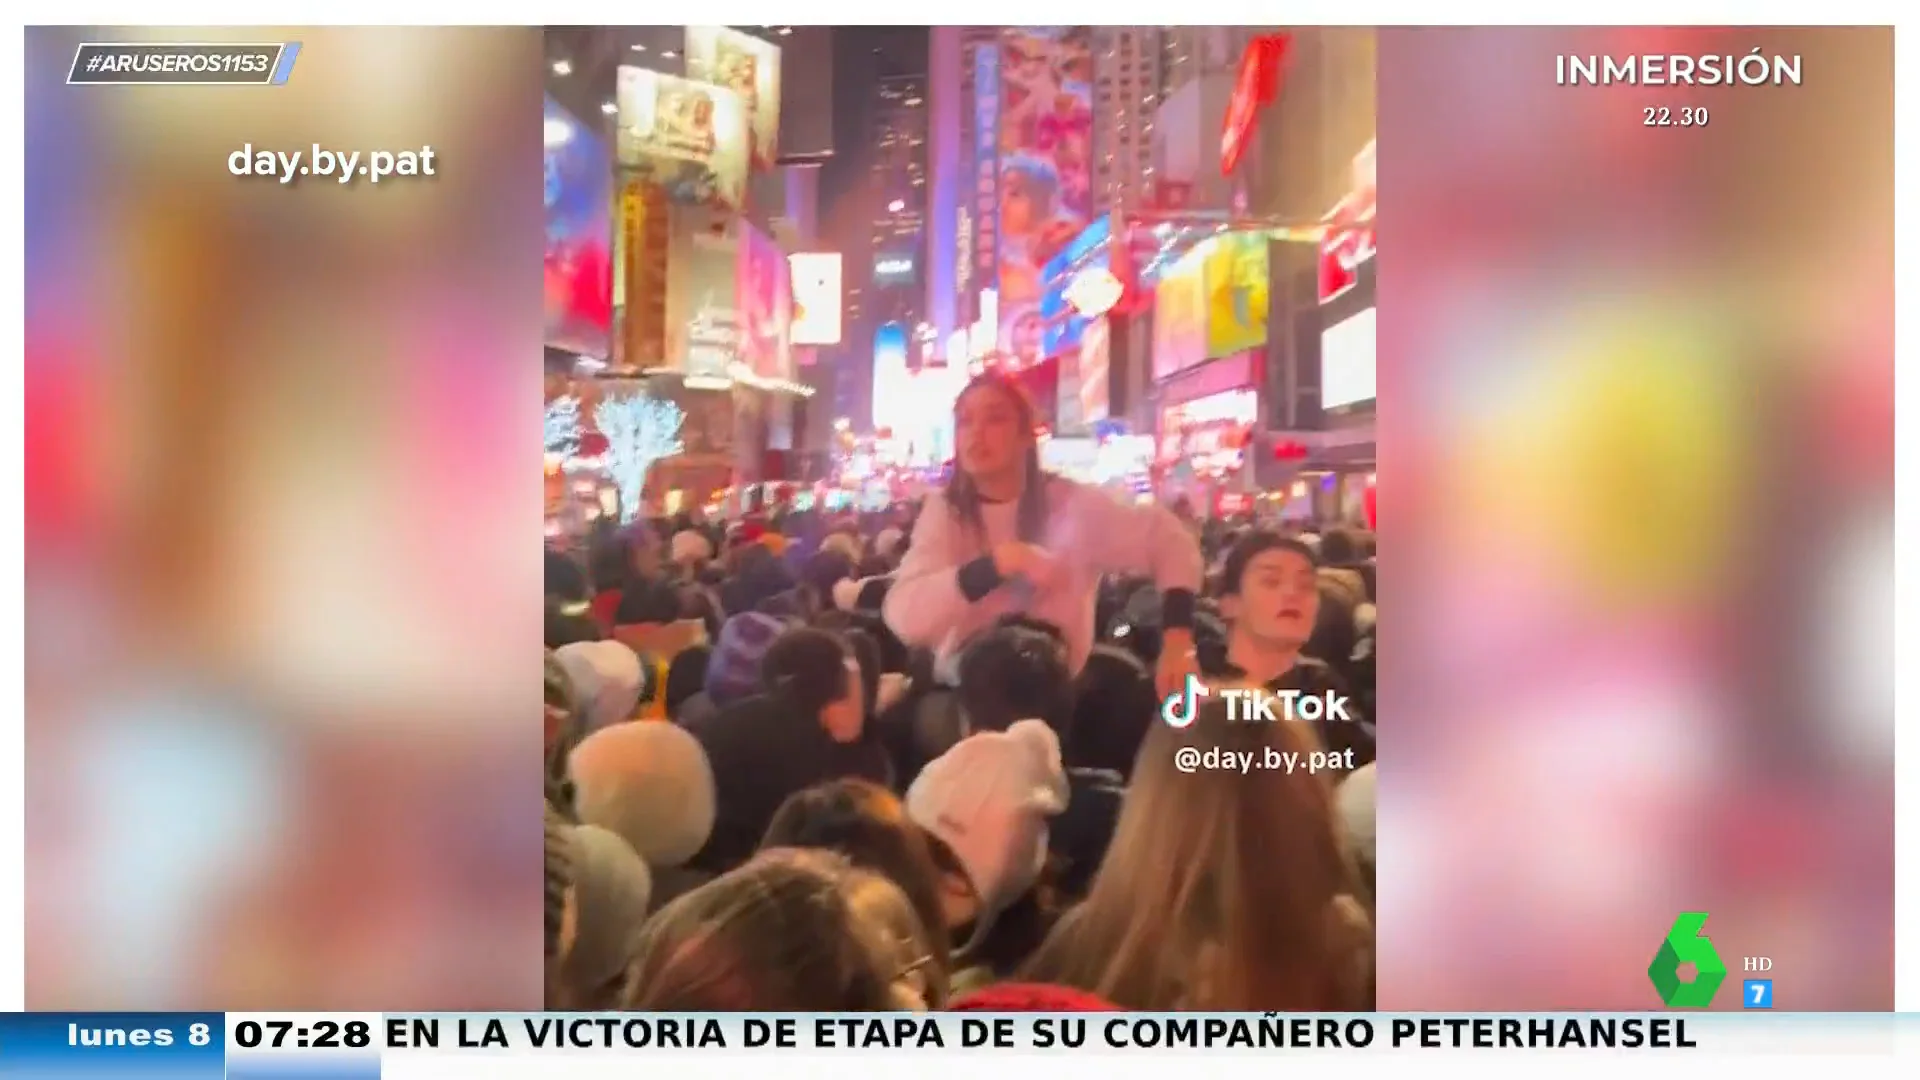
{"left": 682, "top": 693, "right": 892, "bottom": 875}
{"left": 1053, "top": 767, "right": 1124, "bottom": 899}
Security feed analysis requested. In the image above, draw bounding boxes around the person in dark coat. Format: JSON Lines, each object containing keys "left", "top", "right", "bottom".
{"left": 1209, "top": 531, "right": 1375, "bottom": 773}
{"left": 682, "top": 627, "right": 890, "bottom": 876}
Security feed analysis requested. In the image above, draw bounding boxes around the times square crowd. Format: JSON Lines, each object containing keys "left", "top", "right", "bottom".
{"left": 543, "top": 372, "right": 1378, "bottom": 1012}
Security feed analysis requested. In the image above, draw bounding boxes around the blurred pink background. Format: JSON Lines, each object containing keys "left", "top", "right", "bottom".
{"left": 25, "top": 27, "right": 545, "bottom": 1009}
{"left": 1376, "top": 26, "right": 1894, "bottom": 1010}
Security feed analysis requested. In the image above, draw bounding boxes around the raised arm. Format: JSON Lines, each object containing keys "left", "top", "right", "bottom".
{"left": 1069, "top": 486, "right": 1205, "bottom": 630}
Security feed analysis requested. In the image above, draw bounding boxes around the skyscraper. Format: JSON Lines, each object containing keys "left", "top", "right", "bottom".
{"left": 1148, "top": 26, "right": 1280, "bottom": 214}
{"left": 817, "top": 28, "right": 927, "bottom": 435}
{"left": 862, "top": 72, "right": 928, "bottom": 437}
{"left": 1092, "top": 28, "right": 1165, "bottom": 214}
{"left": 1158, "top": 26, "right": 1258, "bottom": 95}
{"left": 865, "top": 72, "right": 928, "bottom": 328}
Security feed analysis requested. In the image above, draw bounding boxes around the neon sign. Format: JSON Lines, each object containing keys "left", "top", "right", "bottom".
{"left": 1221, "top": 34, "right": 1292, "bottom": 177}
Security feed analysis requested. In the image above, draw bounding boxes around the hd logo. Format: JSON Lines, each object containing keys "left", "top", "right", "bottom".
{"left": 1648, "top": 911, "right": 1727, "bottom": 1007}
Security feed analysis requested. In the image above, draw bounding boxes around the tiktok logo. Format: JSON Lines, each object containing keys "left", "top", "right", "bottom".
{"left": 1160, "top": 674, "right": 1209, "bottom": 729}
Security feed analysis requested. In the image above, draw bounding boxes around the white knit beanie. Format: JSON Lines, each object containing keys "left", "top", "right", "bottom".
{"left": 555, "top": 641, "right": 644, "bottom": 731}
{"left": 560, "top": 825, "right": 653, "bottom": 1000}
{"left": 906, "top": 720, "right": 1068, "bottom": 947}
{"left": 570, "top": 721, "right": 717, "bottom": 869}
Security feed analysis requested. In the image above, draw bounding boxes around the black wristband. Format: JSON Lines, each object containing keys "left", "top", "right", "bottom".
{"left": 956, "top": 555, "right": 1004, "bottom": 602}
{"left": 1161, "top": 587, "right": 1198, "bottom": 630}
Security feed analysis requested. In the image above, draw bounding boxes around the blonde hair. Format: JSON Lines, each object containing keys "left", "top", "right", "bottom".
{"left": 840, "top": 866, "right": 948, "bottom": 1008}
{"left": 761, "top": 779, "right": 953, "bottom": 1003}
{"left": 1021, "top": 699, "right": 1372, "bottom": 1010}
{"left": 622, "top": 848, "right": 924, "bottom": 1011}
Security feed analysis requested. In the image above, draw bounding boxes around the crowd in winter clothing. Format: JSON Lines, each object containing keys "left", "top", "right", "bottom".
{"left": 543, "top": 497, "right": 1378, "bottom": 1012}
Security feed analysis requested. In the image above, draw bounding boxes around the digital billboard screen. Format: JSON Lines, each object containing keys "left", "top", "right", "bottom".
{"left": 1321, "top": 307, "right": 1376, "bottom": 410}
{"left": 789, "top": 253, "right": 843, "bottom": 346}
{"left": 544, "top": 96, "right": 612, "bottom": 359}
{"left": 1040, "top": 213, "right": 1111, "bottom": 357}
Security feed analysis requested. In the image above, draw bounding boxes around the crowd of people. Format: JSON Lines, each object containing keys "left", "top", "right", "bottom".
{"left": 543, "top": 372, "right": 1379, "bottom": 1012}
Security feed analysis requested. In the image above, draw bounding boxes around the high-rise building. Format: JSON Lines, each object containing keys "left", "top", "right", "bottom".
{"left": 1147, "top": 27, "right": 1284, "bottom": 215}
{"left": 1157, "top": 26, "right": 1257, "bottom": 96}
{"left": 1091, "top": 28, "right": 1165, "bottom": 214}
{"left": 864, "top": 73, "right": 929, "bottom": 439}
{"left": 846, "top": 73, "right": 928, "bottom": 340}
{"left": 867, "top": 72, "right": 928, "bottom": 303}
{"left": 817, "top": 28, "right": 926, "bottom": 437}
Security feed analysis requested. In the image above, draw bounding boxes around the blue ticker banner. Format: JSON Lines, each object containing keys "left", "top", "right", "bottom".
{"left": 0, "top": 1013, "right": 226, "bottom": 1079}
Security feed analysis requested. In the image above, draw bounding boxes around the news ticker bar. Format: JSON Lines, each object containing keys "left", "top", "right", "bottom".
{"left": 66, "top": 42, "right": 302, "bottom": 85}
{"left": 0, "top": 1011, "right": 1909, "bottom": 1074}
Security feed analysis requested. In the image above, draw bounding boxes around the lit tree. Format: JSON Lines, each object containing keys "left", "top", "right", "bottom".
{"left": 544, "top": 396, "right": 581, "bottom": 458}
{"left": 594, "top": 393, "right": 685, "bottom": 523}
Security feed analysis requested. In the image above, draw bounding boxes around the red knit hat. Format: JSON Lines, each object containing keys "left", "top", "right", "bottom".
{"left": 947, "top": 984, "right": 1119, "bottom": 1011}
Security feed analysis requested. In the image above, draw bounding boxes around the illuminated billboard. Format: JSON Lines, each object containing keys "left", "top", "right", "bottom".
{"left": 996, "top": 27, "right": 1093, "bottom": 363}
{"left": 736, "top": 223, "right": 793, "bottom": 384}
{"left": 616, "top": 66, "right": 749, "bottom": 210}
{"left": 1203, "top": 231, "right": 1269, "bottom": 359}
{"left": 1151, "top": 247, "right": 1207, "bottom": 380}
{"left": 543, "top": 96, "right": 611, "bottom": 359}
{"left": 972, "top": 44, "right": 999, "bottom": 300}
{"left": 872, "top": 322, "right": 909, "bottom": 432}
{"left": 1321, "top": 308, "right": 1376, "bottom": 410}
{"left": 685, "top": 26, "right": 783, "bottom": 171}
{"left": 788, "top": 252, "right": 842, "bottom": 346}
{"left": 1321, "top": 139, "right": 1376, "bottom": 303}
{"left": 665, "top": 227, "right": 737, "bottom": 381}
{"left": 1040, "top": 213, "right": 1111, "bottom": 357}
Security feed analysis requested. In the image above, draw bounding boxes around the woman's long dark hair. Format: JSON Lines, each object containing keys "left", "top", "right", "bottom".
{"left": 946, "top": 372, "right": 1050, "bottom": 545}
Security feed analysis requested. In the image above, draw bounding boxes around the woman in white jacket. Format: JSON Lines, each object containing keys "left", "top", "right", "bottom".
{"left": 884, "top": 372, "right": 1203, "bottom": 697}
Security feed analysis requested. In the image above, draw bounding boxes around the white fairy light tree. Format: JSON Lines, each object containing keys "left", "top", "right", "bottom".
{"left": 544, "top": 395, "right": 581, "bottom": 458}
{"left": 594, "top": 393, "right": 685, "bottom": 523}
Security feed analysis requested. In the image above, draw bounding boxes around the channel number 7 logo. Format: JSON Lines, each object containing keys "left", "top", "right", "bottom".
{"left": 1648, "top": 912, "right": 1727, "bottom": 1007}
